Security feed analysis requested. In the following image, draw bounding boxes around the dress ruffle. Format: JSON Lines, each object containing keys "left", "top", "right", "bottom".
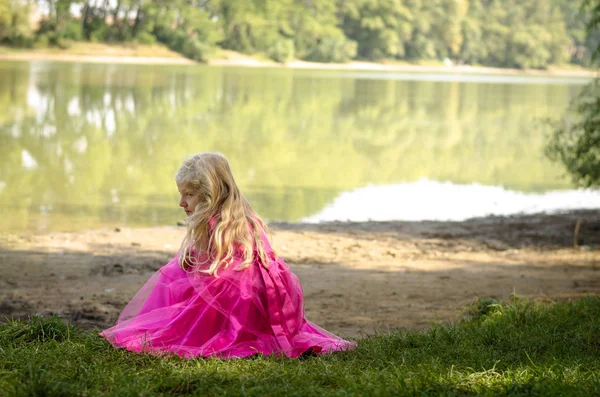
{"left": 99, "top": 236, "right": 356, "bottom": 358}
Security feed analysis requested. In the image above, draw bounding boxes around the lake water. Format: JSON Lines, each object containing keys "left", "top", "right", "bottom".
{"left": 0, "top": 61, "right": 598, "bottom": 233}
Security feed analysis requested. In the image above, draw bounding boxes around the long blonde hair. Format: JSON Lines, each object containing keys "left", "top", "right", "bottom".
{"left": 175, "top": 152, "right": 271, "bottom": 276}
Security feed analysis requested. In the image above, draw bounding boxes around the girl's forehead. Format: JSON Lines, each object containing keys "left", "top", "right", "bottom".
{"left": 177, "top": 183, "right": 194, "bottom": 193}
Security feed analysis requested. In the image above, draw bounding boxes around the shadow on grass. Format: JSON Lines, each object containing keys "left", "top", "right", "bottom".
{"left": 0, "top": 297, "right": 598, "bottom": 396}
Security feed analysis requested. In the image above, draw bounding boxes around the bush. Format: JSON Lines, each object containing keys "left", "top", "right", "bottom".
{"left": 34, "top": 17, "right": 80, "bottom": 48}
{"left": 86, "top": 22, "right": 110, "bottom": 43}
{"left": 63, "top": 20, "right": 83, "bottom": 41}
{"left": 7, "top": 32, "right": 34, "bottom": 48}
{"left": 182, "top": 38, "right": 212, "bottom": 62}
{"left": 545, "top": 79, "right": 600, "bottom": 187}
{"left": 154, "top": 26, "right": 213, "bottom": 62}
{"left": 134, "top": 31, "right": 156, "bottom": 45}
{"left": 33, "top": 33, "right": 51, "bottom": 48}
{"left": 267, "top": 39, "right": 294, "bottom": 63}
{"left": 55, "top": 37, "right": 73, "bottom": 49}
{"left": 305, "top": 35, "right": 357, "bottom": 63}
{"left": 509, "top": 28, "right": 552, "bottom": 69}
{"left": 153, "top": 26, "right": 185, "bottom": 50}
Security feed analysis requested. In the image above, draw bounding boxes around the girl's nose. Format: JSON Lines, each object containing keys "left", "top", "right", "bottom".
{"left": 179, "top": 198, "right": 186, "bottom": 207}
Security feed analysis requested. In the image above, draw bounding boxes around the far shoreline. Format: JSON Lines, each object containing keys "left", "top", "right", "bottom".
{"left": 0, "top": 47, "right": 597, "bottom": 78}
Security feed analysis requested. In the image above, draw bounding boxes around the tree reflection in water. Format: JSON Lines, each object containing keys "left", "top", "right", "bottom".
{"left": 0, "top": 61, "right": 588, "bottom": 232}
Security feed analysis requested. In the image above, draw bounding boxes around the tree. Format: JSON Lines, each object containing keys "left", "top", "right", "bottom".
{"left": 546, "top": 0, "right": 600, "bottom": 187}
{"left": 339, "top": 0, "right": 413, "bottom": 60}
{"left": 2, "top": 0, "right": 600, "bottom": 67}
{"left": 0, "top": 0, "right": 34, "bottom": 46}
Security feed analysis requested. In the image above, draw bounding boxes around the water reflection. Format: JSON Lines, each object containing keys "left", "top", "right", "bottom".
{"left": 304, "top": 70, "right": 592, "bottom": 85}
{"left": 0, "top": 61, "right": 590, "bottom": 232}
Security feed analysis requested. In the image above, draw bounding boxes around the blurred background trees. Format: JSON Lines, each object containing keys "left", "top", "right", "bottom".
{"left": 0, "top": 0, "right": 598, "bottom": 67}
{"left": 546, "top": 0, "right": 599, "bottom": 187}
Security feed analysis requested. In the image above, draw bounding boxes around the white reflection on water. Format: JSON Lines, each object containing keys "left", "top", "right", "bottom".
{"left": 305, "top": 70, "right": 593, "bottom": 85}
{"left": 67, "top": 97, "right": 80, "bottom": 116}
{"left": 72, "top": 136, "right": 88, "bottom": 153}
{"left": 303, "top": 179, "right": 600, "bottom": 223}
{"left": 21, "top": 150, "right": 37, "bottom": 169}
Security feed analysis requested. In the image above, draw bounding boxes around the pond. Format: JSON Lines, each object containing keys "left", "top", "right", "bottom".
{"left": 0, "top": 61, "right": 597, "bottom": 232}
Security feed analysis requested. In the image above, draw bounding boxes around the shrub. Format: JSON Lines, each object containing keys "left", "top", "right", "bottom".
{"left": 154, "top": 26, "right": 213, "bottom": 62}
{"left": 153, "top": 26, "right": 184, "bottom": 50}
{"left": 8, "top": 32, "right": 34, "bottom": 48}
{"left": 305, "top": 35, "right": 357, "bottom": 63}
{"left": 268, "top": 39, "right": 294, "bottom": 63}
{"left": 55, "top": 37, "right": 73, "bottom": 49}
{"left": 545, "top": 80, "right": 600, "bottom": 187}
{"left": 87, "top": 22, "right": 110, "bottom": 43}
{"left": 134, "top": 31, "right": 156, "bottom": 45}
{"left": 182, "top": 38, "right": 212, "bottom": 62}
{"left": 62, "top": 20, "right": 83, "bottom": 41}
{"left": 33, "top": 32, "right": 51, "bottom": 48}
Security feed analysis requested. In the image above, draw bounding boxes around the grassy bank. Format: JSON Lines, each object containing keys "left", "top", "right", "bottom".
{"left": 1, "top": 296, "right": 599, "bottom": 396}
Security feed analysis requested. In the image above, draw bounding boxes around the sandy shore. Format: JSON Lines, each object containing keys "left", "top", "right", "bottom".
{"left": 0, "top": 48, "right": 597, "bottom": 77}
{"left": 1, "top": 211, "right": 598, "bottom": 338}
{"left": 0, "top": 52, "right": 195, "bottom": 65}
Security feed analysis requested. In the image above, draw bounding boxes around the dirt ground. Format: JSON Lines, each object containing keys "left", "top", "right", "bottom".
{"left": 1, "top": 211, "right": 599, "bottom": 339}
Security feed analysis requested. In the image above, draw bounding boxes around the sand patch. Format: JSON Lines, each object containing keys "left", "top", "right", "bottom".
{"left": 0, "top": 211, "right": 598, "bottom": 338}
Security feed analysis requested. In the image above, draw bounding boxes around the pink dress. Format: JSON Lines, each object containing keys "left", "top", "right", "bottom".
{"left": 99, "top": 226, "right": 356, "bottom": 358}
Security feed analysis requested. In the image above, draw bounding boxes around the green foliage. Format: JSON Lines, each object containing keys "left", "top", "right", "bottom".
{"left": 134, "top": 31, "right": 157, "bottom": 46}
{"left": 0, "top": 0, "right": 34, "bottom": 47}
{"left": 182, "top": 38, "right": 213, "bottom": 62}
{"left": 80, "top": 6, "right": 110, "bottom": 42}
{"left": 62, "top": 19, "right": 83, "bottom": 42}
{"left": 33, "top": 32, "right": 50, "bottom": 48}
{"left": 0, "top": 297, "right": 599, "bottom": 395}
{"left": 546, "top": 0, "right": 600, "bottom": 187}
{"left": 340, "top": 0, "right": 413, "bottom": 60}
{"left": 305, "top": 34, "right": 357, "bottom": 63}
{"left": 0, "top": 315, "right": 74, "bottom": 345}
{"left": 462, "top": 297, "right": 506, "bottom": 321}
{"left": 459, "top": 16, "right": 487, "bottom": 64}
{"left": 586, "top": 0, "right": 600, "bottom": 61}
{"left": 511, "top": 28, "right": 553, "bottom": 69}
{"left": 2, "top": 0, "right": 600, "bottom": 67}
{"left": 34, "top": 18, "right": 80, "bottom": 49}
{"left": 546, "top": 81, "right": 600, "bottom": 187}
{"left": 268, "top": 38, "right": 294, "bottom": 63}
{"left": 153, "top": 26, "right": 213, "bottom": 62}
{"left": 146, "top": 1, "right": 219, "bottom": 62}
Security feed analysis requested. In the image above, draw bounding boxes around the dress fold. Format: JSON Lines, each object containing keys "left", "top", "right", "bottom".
{"left": 99, "top": 234, "right": 356, "bottom": 358}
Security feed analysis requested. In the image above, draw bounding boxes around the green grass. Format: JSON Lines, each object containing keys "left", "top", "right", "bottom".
{"left": 1, "top": 296, "right": 599, "bottom": 396}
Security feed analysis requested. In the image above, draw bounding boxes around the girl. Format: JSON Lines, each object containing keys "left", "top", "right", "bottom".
{"left": 99, "top": 152, "right": 356, "bottom": 358}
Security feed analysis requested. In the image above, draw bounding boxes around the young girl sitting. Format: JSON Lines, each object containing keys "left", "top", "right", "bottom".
{"left": 99, "top": 152, "right": 356, "bottom": 358}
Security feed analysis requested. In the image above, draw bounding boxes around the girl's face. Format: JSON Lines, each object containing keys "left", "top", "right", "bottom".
{"left": 177, "top": 183, "right": 202, "bottom": 216}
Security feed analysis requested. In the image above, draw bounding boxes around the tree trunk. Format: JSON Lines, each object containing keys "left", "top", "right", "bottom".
{"left": 132, "top": 1, "right": 144, "bottom": 38}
